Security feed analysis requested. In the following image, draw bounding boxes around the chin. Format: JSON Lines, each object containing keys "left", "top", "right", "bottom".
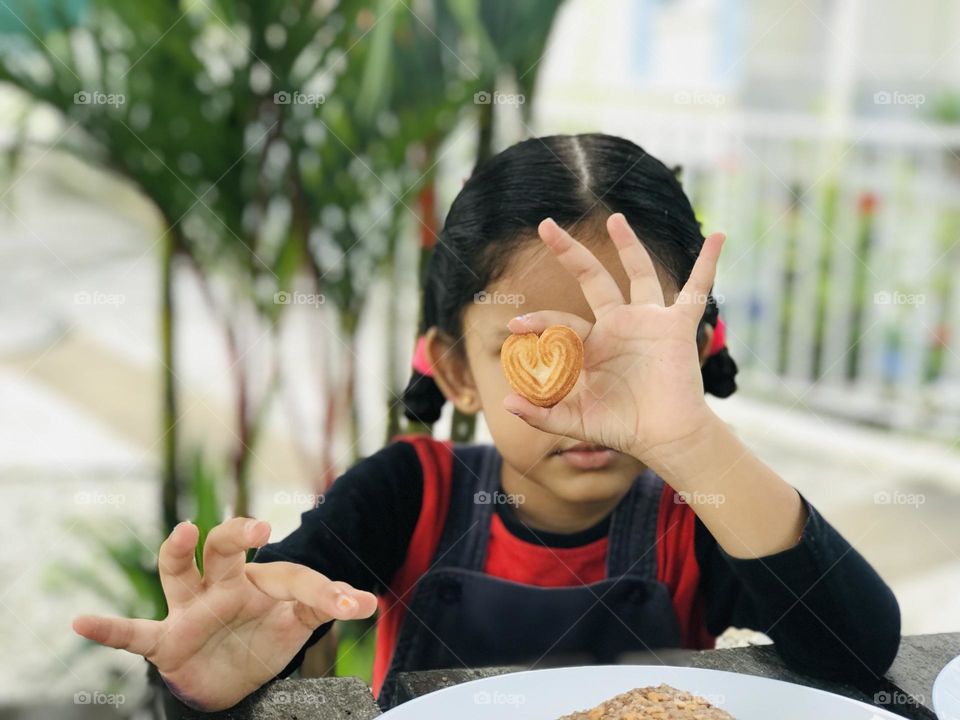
{"left": 548, "top": 465, "right": 636, "bottom": 504}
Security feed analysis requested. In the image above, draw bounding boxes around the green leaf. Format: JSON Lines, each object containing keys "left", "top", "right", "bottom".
{"left": 188, "top": 450, "right": 223, "bottom": 574}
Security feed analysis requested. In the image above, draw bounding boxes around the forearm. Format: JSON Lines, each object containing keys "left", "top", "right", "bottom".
{"left": 638, "top": 407, "right": 806, "bottom": 559}
{"left": 659, "top": 410, "right": 902, "bottom": 678}
{"left": 696, "top": 503, "right": 902, "bottom": 679}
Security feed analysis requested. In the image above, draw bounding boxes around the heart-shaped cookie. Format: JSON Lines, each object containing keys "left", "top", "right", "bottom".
{"left": 500, "top": 325, "right": 583, "bottom": 407}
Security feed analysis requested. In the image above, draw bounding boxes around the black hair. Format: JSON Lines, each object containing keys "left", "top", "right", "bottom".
{"left": 402, "top": 133, "right": 738, "bottom": 424}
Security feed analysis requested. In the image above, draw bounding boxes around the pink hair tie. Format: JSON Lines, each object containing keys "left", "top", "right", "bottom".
{"left": 708, "top": 316, "right": 727, "bottom": 356}
{"left": 412, "top": 336, "right": 434, "bottom": 377}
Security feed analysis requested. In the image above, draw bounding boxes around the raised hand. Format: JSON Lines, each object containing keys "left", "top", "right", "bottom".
{"left": 503, "top": 213, "right": 725, "bottom": 463}
{"left": 72, "top": 518, "right": 377, "bottom": 711}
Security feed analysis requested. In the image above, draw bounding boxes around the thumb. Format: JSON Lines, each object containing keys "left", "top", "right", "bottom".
{"left": 73, "top": 615, "right": 163, "bottom": 657}
{"left": 503, "top": 393, "right": 584, "bottom": 439}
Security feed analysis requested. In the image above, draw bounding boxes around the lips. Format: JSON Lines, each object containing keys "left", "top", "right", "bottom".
{"left": 552, "top": 442, "right": 618, "bottom": 470}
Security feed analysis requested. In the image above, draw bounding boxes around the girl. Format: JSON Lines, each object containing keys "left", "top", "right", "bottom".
{"left": 73, "top": 134, "right": 900, "bottom": 711}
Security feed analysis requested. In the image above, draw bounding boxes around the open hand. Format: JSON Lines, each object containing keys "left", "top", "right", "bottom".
{"left": 503, "top": 213, "right": 725, "bottom": 463}
{"left": 72, "top": 518, "right": 377, "bottom": 711}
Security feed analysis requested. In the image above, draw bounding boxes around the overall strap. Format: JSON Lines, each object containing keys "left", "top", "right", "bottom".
{"left": 430, "top": 444, "right": 501, "bottom": 572}
{"left": 606, "top": 468, "right": 665, "bottom": 578}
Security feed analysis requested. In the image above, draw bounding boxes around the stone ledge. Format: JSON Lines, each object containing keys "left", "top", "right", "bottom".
{"left": 161, "top": 677, "right": 382, "bottom": 720}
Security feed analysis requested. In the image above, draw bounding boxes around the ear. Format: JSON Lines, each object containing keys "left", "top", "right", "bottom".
{"left": 697, "top": 322, "right": 714, "bottom": 367}
{"left": 424, "top": 327, "right": 482, "bottom": 414}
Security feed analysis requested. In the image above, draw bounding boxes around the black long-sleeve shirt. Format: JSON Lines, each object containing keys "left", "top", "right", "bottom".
{"left": 253, "top": 439, "right": 901, "bottom": 682}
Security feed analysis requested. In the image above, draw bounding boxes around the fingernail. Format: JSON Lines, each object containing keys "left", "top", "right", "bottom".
{"left": 512, "top": 314, "right": 528, "bottom": 323}
{"left": 244, "top": 519, "right": 259, "bottom": 535}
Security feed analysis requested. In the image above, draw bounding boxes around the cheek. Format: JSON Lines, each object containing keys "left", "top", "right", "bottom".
{"left": 471, "top": 355, "right": 560, "bottom": 459}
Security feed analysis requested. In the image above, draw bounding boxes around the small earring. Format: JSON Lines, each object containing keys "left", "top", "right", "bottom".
{"left": 460, "top": 392, "right": 475, "bottom": 406}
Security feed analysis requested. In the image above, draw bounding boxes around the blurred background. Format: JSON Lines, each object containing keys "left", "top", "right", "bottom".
{"left": 1, "top": 0, "right": 959, "bottom": 716}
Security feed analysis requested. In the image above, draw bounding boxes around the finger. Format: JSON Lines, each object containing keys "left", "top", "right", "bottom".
{"left": 503, "top": 393, "right": 584, "bottom": 439}
{"left": 245, "top": 562, "right": 378, "bottom": 626}
{"left": 158, "top": 521, "right": 202, "bottom": 606}
{"left": 73, "top": 615, "right": 163, "bottom": 657}
{"left": 507, "top": 310, "right": 593, "bottom": 341}
{"left": 539, "top": 218, "right": 625, "bottom": 318}
{"left": 675, "top": 232, "right": 725, "bottom": 321}
{"left": 606, "top": 213, "right": 665, "bottom": 306}
{"left": 202, "top": 517, "right": 271, "bottom": 584}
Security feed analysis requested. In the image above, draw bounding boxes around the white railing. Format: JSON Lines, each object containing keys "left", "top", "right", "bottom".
{"left": 602, "top": 110, "right": 960, "bottom": 438}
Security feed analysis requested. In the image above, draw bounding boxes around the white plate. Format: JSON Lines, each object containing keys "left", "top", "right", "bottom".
{"left": 934, "top": 655, "right": 960, "bottom": 720}
{"left": 380, "top": 665, "right": 904, "bottom": 719}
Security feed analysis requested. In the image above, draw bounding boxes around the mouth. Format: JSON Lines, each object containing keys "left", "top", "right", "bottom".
{"left": 550, "top": 442, "right": 618, "bottom": 470}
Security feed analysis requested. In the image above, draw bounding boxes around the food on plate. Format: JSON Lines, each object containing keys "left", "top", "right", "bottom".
{"left": 557, "top": 683, "right": 735, "bottom": 719}
{"left": 500, "top": 325, "right": 583, "bottom": 407}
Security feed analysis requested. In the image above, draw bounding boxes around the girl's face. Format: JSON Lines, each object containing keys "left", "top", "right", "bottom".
{"left": 428, "top": 227, "right": 710, "bottom": 525}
